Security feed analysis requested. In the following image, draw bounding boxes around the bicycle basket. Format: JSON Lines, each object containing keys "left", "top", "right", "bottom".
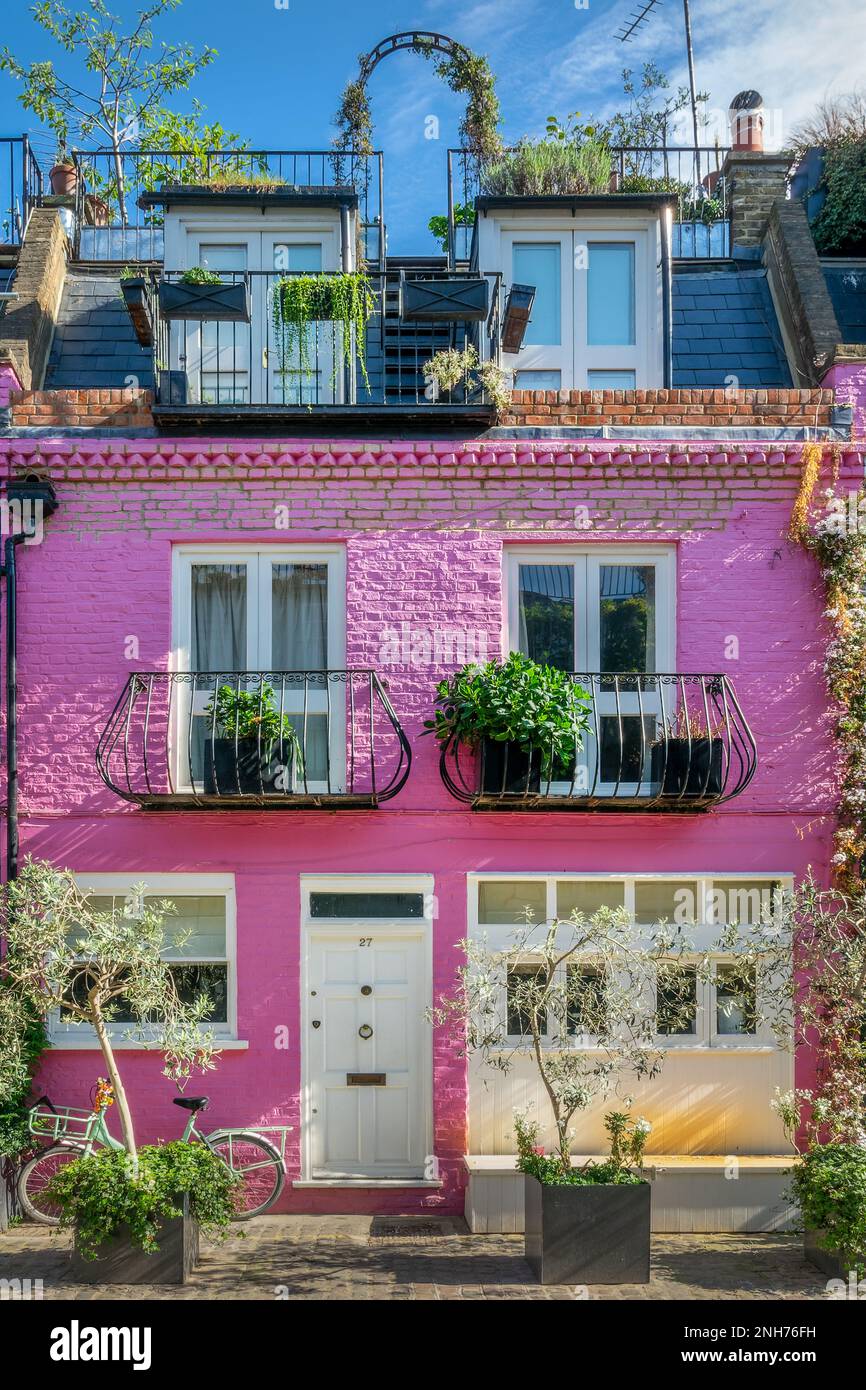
{"left": 28, "top": 1104, "right": 96, "bottom": 1143}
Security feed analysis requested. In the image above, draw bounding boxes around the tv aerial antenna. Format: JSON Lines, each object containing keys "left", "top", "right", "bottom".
{"left": 614, "top": 0, "right": 703, "bottom": 185}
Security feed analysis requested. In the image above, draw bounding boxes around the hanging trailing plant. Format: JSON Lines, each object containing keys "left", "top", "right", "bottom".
{"left": 790, "top": 446, "right": 866, "bottom": 886}
{"left": 271, "top": 272, "right": 376, "bottom": 393}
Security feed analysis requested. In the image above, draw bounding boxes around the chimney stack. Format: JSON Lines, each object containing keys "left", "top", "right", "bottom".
{"left": 729, "top": 90, "right": 765, "bottom": 152}
{"left": 722, "top": 88, "right": 788, "bottom": 248}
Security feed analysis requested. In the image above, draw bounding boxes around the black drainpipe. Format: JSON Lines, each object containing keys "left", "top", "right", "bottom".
{"left": 661, "top": 203, "right": 674, "bottom": 389}
{"left": 1, "top": 477, "right": 58, "bottom": 882}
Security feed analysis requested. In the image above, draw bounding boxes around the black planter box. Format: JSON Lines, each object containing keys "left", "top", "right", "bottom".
{"left": 805, "top": 1228, "right": 854, "bottom": 1280}
{"left": 524, "top": 1175, "right": 651, "bottom": 1285}
{"left": 159, "top": 278, "right": 251, "bottom": 323}
{"left": 121, "top": 278, "right": 153, "bottom": 347}
{"left": 480, "top": 738, "right": 542, "bottom": 795}
{"left": 69, "top": 1197, "right": 199, "bottom": 1285}
{"left": 401, "top": 276, "right": 488, "bottom": 322}
{"left": 203, "top": 736, "right": 292, "bottom": 796}
{"left": 650, "top": 736, "right": 723, "bottom": 798}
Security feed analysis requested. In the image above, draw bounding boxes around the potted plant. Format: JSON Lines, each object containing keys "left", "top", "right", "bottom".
{"left": 159, "top": 266, "right": 251, "bottom": 323}
{"left": 49, "top": 151, "right": 77, "bottom": 196}
{"left": 119, "top": 267, "right": 153, "bottom": 347}
{"left": 0, "top": 859, "right": 224, "bottom": 1282}
{"left": 790, "top": 1143, "right": 866, "bottom": 1281}
{"left": 433, "top": 898, "right": 791, "bottom": 1285}
{"left": 424, "top": 651, "right": 591, "bottom": 795}
{"left": 270, "top": 271, "right": 375, "bottom": 391}
{"left": 427, "top": 202, "right": 476, "bottom": 259}
{"left": 49, "top": 1139, "right": 237, "bottom": 1285}
{"left": 202, "top": 682, "right": 304, "bottom": 796}
{"left": 518, "top": 1110, "right": 651, "bottom": 1284}
{"left": 650, "top": 708, "right": 724, "bottom": 798}
{"left": 422, "top": 345, "right": 511, "bottom": 415}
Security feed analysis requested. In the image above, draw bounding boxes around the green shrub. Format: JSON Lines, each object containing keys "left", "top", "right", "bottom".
{"left": 514, "top": 1111, "right": 644, "bottom": 1187}
{"left": 812, "top": 137, "right": 866, "bottom": 255}
{"left": 424, "top": 652, "right": 592, "bottom": 775}
{"left": 791, "top": 1143, "right": 866, "bottom": 1276}
{"left": 45, "top": 1141, "right": 240, "bottom": 1259}
{"left": 480, "top": 139, "right": 611, "bottom": 197}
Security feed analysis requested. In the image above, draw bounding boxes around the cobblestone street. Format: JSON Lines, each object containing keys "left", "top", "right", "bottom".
{"left": 0, "top": 1217, "right": 832, "bottom": 1301}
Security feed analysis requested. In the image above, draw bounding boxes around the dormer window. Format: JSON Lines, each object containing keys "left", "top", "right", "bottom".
{"left": 477, "top": 203, "right": 665, "bottom": 389}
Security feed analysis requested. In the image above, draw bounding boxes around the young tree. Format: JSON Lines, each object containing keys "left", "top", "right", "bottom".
{"left": 434, "top": 901, "right": 792, "bottom": 1172}
{"left": 0, "top": 0, "right": 216, "bottom": 223}
{"left": 0, "top": 858, "right": 219, "bottom": 1177}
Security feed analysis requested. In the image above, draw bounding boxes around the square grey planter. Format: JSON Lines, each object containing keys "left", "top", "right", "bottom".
{"left": 400, "top": 276, "right": 488, "bottom": 321}
{"left": 524, "top": 1175, "right": 651, "bottom": 1285}
{"left": 805, "top": 1228, "right": 854, "bottom": 1281}
{"left": 120, "top": 278, "right": 153, "bottom": 347}
{"left": 159, "top": 278, "right": 251, "bottom": 323}
{"left": 69, "top": 1195, "right": 199, "bottom": 1285}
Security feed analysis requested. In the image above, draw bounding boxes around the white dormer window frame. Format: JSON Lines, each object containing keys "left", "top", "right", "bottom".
{"left": 479, "top": 210, "right": 664, "bottom": 390}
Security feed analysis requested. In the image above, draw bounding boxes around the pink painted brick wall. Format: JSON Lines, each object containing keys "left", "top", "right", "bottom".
{"left": 1, "top": 435, "right": 859, "bottom": 1209}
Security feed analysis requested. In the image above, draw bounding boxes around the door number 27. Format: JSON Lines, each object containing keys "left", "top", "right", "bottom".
{"left": 359, "top": 937, "right": 373, "bottom": 947}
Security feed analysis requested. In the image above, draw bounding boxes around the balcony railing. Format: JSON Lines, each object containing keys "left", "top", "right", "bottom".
{"left": 0, "top": 136, "right": 43, "bottom": 245}
{"left": 96, "top": 671, "right": 412, "bottom": 808}
{"left": 149, "top": 268, "right": 503, "bottom": 411}
{"left": 448, "top": 144, "right": 732, "bottom": 262}
{"left": 438, "top": 673, "right": 757, "bottom": 811}
{"left": 66, "top": 148, "right": 384, "bottom": 263}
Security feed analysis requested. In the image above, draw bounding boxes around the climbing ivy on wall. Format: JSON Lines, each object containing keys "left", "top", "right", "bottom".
{"left": 790, "top": 444, "right": 866, "bottom": 887}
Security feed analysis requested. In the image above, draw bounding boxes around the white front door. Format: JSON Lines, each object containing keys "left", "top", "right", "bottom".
{"left": 306, "top": 930, "right": 428, "bottom": 1179}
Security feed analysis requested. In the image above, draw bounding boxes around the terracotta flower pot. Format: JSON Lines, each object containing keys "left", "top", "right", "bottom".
{"left": 49, "top": 163, "right": 78, "bottom": 196}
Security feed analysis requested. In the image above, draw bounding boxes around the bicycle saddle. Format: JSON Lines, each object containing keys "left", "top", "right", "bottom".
{"left": 173, "top": 1096, "right": 210, "bottom": 1111}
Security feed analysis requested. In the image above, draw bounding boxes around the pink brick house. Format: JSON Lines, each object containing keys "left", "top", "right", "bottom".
{"left": 0, "top": 94, "right": 863, "bottom": 1230}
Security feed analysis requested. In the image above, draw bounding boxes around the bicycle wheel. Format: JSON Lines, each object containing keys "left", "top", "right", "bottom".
{"left": 18, "top": 1145, "right": 83, "bottom": 1224}
{"left": 206, "top": 1130, "right": 284, "bottom": 1219}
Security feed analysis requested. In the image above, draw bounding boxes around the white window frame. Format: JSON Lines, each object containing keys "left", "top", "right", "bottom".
{"left": 494, "top": 214, "right": 662, "bottom": 388}
{"left": 469, "top": 873, "right": 791, "bottom": 1053}
{"left": 505, "top": 545, "right": 676, "bottom": 797}
{"left": 49, "top": 873, "right": 241, "bottom": 1049}
{"left": 171, "top": 544, "right": 347, "bottom": 794}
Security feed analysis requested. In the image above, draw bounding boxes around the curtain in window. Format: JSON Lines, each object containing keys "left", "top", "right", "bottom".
{"left": 271, "top": 564, "right": 328, "bottom": 669}
{"left": 191, "top": 564, "right": 247, "bottom": 670}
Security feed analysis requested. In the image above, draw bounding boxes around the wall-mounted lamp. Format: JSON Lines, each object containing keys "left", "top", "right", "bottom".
{"left": 501, "top": 283, "right": 536, "bottom": 354}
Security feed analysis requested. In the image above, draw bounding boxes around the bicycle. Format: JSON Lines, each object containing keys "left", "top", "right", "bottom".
{"left": 17, "top": 1084, "right": 292, "bottom": 1224}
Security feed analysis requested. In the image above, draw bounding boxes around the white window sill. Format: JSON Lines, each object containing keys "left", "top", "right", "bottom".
{"left": 293, "top": 1179, "right": 443, "bottom": 1189}
{"left": 48, "top": 1037, "right": 249, "bottom": 1051}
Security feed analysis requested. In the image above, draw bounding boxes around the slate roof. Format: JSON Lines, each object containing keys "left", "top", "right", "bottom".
{"left": 672, "top": 267, "right": 792, "bottom": 388}
{"left": 44, "top": 270, "right": 153, "bottom": 391}
{"left": 821, "top": 260, "right": 866, "bottom": 344}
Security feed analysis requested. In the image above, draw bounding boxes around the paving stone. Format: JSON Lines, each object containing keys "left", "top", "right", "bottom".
{"left": 0, "top": 1217, "right": 833, "bottom": 1301}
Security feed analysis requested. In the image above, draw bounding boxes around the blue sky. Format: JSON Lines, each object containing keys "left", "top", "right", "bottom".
{"left": 1, "top": 0, "right": 864, "bottom": 251}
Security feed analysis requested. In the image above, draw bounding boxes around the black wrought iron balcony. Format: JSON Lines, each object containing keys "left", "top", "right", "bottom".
{"left": 97, "top": 671, "right": 411, "bottom": 809}
{"left": 438, "top": 674, "right": 757, "bottom": 811}
{"left": 146, "top": 267, "right": 502, "bottom": 426}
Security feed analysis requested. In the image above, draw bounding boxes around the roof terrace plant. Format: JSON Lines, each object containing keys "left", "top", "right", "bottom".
{"left": 271, "top": 271, "right": 376, "bottom": 393}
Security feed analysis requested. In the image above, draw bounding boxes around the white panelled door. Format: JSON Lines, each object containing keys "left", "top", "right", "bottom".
{"left": 307, "top": 932, "right": 427, "bottom": 1180}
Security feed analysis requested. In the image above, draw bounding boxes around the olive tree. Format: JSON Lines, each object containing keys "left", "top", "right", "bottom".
{"left": 434, "top": 899, "right": 793, "bottom": 1172}
{"left": 1, "top": 0, "right": 216, "bottom": 223}
{"left": 0, "top": 858, "right": 219, "bottom": 1176}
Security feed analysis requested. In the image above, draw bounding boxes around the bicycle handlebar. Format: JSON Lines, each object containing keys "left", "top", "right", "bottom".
{"left": 29, "top": 1094, "right": 57, "bottom": 1113}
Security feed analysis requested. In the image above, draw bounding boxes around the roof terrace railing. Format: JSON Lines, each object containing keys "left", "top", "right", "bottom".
{"left": 148, "top": 266, "right": 503, "bottom": 410}
{"left": 0, "top": 136, "right": 43, "bottom": 245}
{"left": 66, "top": 147, "right": 385, "bottom": 263}
{"left": 448, "top": 144, "right": 732, "bottom": 262}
